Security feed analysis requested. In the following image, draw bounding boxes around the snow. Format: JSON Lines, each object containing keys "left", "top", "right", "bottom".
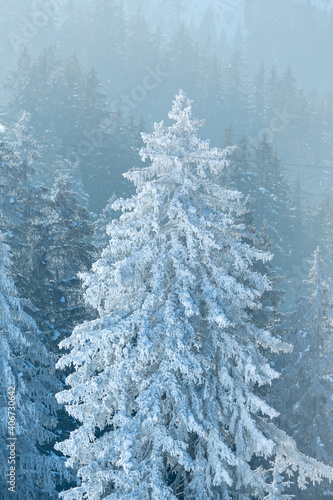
{"left": 54, "top": 92, "right": 333, "bottom": 499}
{"left": 0, "top": 236, "right": 68, "bottom": 497}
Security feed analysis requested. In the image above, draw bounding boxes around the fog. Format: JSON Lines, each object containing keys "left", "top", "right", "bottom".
{"left": 1, "top": 1, "right": 333, "bottom": 206}
{"left": 0, "top": 2, "right": 333, "bottom": 498}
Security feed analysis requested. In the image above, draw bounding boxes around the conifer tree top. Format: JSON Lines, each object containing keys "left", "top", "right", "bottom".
{"left": 125, "top": 90, "right": 234, "bottom": 187}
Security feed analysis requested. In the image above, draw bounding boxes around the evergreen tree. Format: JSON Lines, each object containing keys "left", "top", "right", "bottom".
{"left": 222, "top": 134, "right": 253, "bottom": 195}
{"left": 93, "top": 193, "right": 118, "bottom": 251}
{"left": 311, "top": 196, "right": 333, "bottom": 278}
{"left": 4, "top": 47, "right": 108, "bottom": 189}
{"left": 221, "top": 51, "right": 250, "bottom": 138}
{"left": 3, "top": 47, "right": 33, "bottom": 114}
{"left": 125, "top": 7, "right": 152, "bottom": 84}
{"left": 0, "top": 113, "right": 50, "bottom": 299}
{"left": 252, "top": 63, "right": 267, "bottom": 119}
{"left": 222, "top": 136, "right": 285, "bottom": 317}
{"left": 0, "top": 116, "right": 94, "bottom": 344}
{"left": 80, "top": 109, "right": 143, "bottom": 212}
{"left": 197, "top": 50, "right": 224, "bottom": 145}
{"left": 273, "top": 248, "right": 333, "bottom": 498}
{"left": 55, "top": 92, "right": 333, "bottom": 499}
{"left": 0, "top": 235, "right": 70, "bottom": 499}
{"left": 45, "top": 172, "right": 95, "bottom": 341}
{"left": 248, "top": 63, "right": 268, "bottom": 138}
{"left": 197, "top": 7, "right": 218, "bottom": 48}
{"left": 270, "top": 67, "right": 313, "bottom": 166}
{"left": 250, "top": 136, "right": 292, "bottom": 270}
{"left": 85, "top": 0, "right": 126, "bottom": 96}
{"left": 221, "top": 135, "right": 283, "bottom": 329}
{"left": 167, "top": 24, "right": 200, "bottom": 99}
{"left": 286, "top": 176, "right": 315, "bottom": 295}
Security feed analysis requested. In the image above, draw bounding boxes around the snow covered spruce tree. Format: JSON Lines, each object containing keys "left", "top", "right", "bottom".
{"left": 0, "top": 112, "right": 50, "bottom": 316}
{"left": 273, "top": 247, "right": 333, "bottom": 498}
{"left": 44, "top": 172, "right": 95, "bottom": 342}
{"left": 56, "top": 92, "right": 333, "bottom": 499}
{"left": 0, "top": 235, "right": 71, "bottom": 499}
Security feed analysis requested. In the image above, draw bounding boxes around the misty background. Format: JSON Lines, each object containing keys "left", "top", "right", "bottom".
{"left": 0, "top": 1, "right": 332, "bottom": 305}
{"left": 1, "top": 1, "right": 333, "bottom": 498}
{"left": 1, "top": 1, "right": 333, "bottom": 204}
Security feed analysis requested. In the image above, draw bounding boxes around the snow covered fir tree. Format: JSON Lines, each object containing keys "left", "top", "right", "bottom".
{"left": 0, "top": 235, "right": 71, "bottom": 499}
{"left": 273, "top": 247, "right": 333, "bottom": 498}
{"left": 0, "top": 2, "right": 333, "bottom": 498}
{"left": 0, "top": 115, "right": 95, "bottom": 346}
{"left": 55, "top": 92, "right": 333, "bottom": 499}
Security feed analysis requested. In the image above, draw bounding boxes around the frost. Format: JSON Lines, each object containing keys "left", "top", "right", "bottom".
{"left": 0, "top": 234, "right": 69, "bottom": 498}
{"left": 55, "top": 94, "right": 333, "bottom": 500}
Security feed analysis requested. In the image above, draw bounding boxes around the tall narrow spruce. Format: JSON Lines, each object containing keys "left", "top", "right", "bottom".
{"left": 56, "top": 92, "right": 333, "bottom": 499}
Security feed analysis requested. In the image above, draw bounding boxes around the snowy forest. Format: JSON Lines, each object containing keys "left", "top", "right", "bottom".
{"left": 1, "top": 0, "right": 333, "bottom": 498}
